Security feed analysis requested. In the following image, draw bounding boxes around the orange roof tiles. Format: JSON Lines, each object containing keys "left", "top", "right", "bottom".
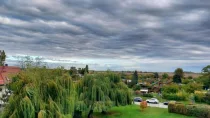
{"left": 0, "top": 66, "right": 21, "bottom": 85}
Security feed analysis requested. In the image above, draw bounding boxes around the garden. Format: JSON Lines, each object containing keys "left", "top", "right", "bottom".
{"left": 93, "top": 105, "right": 194, "bottom": 118}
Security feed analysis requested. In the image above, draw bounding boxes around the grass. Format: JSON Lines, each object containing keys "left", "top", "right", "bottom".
{"left": 93, "top": 105, "right": 195, "bottom": 118}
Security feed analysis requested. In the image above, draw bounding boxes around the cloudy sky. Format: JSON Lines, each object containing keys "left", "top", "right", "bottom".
{"left": 0, "top": 0, "right": 210, "bottom": 72}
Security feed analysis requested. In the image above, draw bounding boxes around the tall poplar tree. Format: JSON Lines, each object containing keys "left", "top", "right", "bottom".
{"left": 0, "top": 50, "right": 6, "bottom": 66}
{"left": 130, "top": 70, "right": 138, "bottom": 87}
{"left": 85, "top": 65, "right": 89, "bottom": 73}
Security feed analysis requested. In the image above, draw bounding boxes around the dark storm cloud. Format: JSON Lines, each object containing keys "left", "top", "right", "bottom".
{"left": 0, "top": 0, "right": 210, "bottom": 71}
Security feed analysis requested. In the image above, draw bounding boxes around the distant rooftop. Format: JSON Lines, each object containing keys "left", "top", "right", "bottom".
{"left": 0, "top": 66, "right": 21, "bottom": 85}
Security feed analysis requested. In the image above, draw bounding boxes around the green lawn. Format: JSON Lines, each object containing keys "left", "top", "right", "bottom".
{"left": 93, "top": 105, "right": 195, "bottom": 118}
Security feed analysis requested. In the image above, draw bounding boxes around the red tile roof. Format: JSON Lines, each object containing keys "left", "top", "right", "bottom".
{"left": 0, "top": 66, "right": 21, "bottom": 85}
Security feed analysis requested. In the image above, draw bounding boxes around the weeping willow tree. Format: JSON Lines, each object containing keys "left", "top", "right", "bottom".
{"left": 3, "top": 67, "right": 76, "bottom": 118}
{"left": 75, "top": 72, "right": 132, "bottom": 118}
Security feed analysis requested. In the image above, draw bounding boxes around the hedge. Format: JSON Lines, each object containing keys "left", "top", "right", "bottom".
{"left": 142, "top": 93, "right": 153, "bottom": 97}
{"left": 163, "top": 93, "right": 188, "bottom": 101}
{"left": 186, "top": 105, "right": 210, "bottom": 118}
{"left": 168, "top": 102, "right": 210, "bottom": 118}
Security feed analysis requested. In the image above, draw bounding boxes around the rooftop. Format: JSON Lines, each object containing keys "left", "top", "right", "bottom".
{"left": 0, "top": 66, "right": 21, "bottom": 85}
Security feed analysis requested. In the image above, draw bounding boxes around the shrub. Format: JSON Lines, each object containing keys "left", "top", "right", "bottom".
{"left": 168, "top": 102, "right": 176, "bottom": 113}
{"left": 134, "top": 90, "right": 141, "bottom": 95}
{"left": 163, "top": 91, "right": 188, "bottom": 101}
{"left": 194, "top": 91, "right": 210, "bottom": 104}
{"left": 133, "top": 85, "right": 141, "bottom": 91}
{"left": 182, "top": 79, "right": 191, "bottom": 84}
{"left": 183, "top": 83, "right": 203, "bottom": 93}
{"left": 140, "top": 101, "right": 147, "bottom": 111}
{"left": 186, "top": 105, "right": 210, "bottom": 118}
{"left": 175, "top": 104, "right": 187, "bottom": 115}
{"left": 205, "top": 92, "right": 210, "bottom": 104}
{"left": 142, "top": 93, "right": 153, "bottom": 97}
{"left": 176, "top": 91, "right": 189, "bottom": 100}
{"left": 162, "top": 73, "right": 169, "bottom": 79}
{"left": 168, "top": 102, "right": 210, "bottom": 118}
{"left": 162, "top": 84, "right": 179, "bottom": 94}
{"left": 194, "top": 91, "right": 206, "bottom": 103}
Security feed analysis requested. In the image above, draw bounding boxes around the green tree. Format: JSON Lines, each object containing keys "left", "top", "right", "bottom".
{"left": 162, "top": 83, "right": 179, "bottom": 94}
{"left": 85, "top": 65, "right": 89, "bottom": 73}
{"left": 78, "top": 65, "right": 89, "bottom": 75}
{"left": 0, "top": 50, "right": 6, "bottom": 66}
{"left": 154, "top": 72, "right": 159, "bottom": 79}
{"left": 183, "top": 83, "right": 203, "bottom": 93}
{"left": 69, "top": 67, "right": 79, "bottom": 81}
{"left": 3, "top": 67, "right": 76, "bottom": 118}
{"left": 121, "top": 71, "right": 126, "bottom": 80}
{"left": 75, "top": 72, "right": 132, "bottom": 118}
{"left": 69, "top": 67, "right": 77, "bottom": 75}
{"left": 202, "top": 65, "right": 210, "bottom": 73}
{"left": 173, "top": 74, "right": 182, "bottom": 83}
{"left": 174, "top": 68, "right": 184, "bottom": 78}
{"left": 130, "top": 70, "right": 138, "bottom": 87}
{"left": 173, "top": 68, "right": 184, "bottom": 84}
{"left": 198, "top": 65, "right": 210, "bottom": 89}
{"left": 162, "top": 73, "right": 169, "bottom": 79}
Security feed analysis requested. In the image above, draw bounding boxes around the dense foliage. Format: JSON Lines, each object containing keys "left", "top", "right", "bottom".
{"left": 183, "top": 83, "right": 203, "bottom": 93}
{"left": 168, "top": 102, "right": 210, "bottom": 118}
{"left": 162, "top": 84, "right": 189, "bottom": 101}
{"left": 3, "top": 67, "right": 76, "bottom": 118}
{"left": 173, "top": 74, "right": 182, "bottom": 83}
{"left": 162, "top": 73, "right": 169, "bottom": 79}
{"left": 194, "top": 91, "right": 210, "bottom": 104}
{"left": 75, "top": 72, "right": 132, "bottom": 118}
{"left": 197, "top": 65, "right": 210, "bottom": 89}
{"left": 130, "top": 70, "right": 138, "bottom": 88}
{"left": 174, "top": 68, "right": 184, "bottom": 78}
{"left": 163, "top": 91, "right": 189, "bottom": 101}
{"left": 173, "top": 68, "right": 184, "bottom": 83}
{"left": 162, "top": 84, "right": 179, "bottom": 94}
{"left": 153, "top": 72, "right": 159, "bottom": 79}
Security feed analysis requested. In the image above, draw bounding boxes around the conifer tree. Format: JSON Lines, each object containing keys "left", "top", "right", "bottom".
{"left": 0, "top": 50, "right": 6, "bottom": 66}
{"left": 130, "top": 70, "right": 138, "bottom": 87}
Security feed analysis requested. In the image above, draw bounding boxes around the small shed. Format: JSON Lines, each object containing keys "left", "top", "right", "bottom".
{"left": 140, "top": 88, "right": 148, "bottom": 94}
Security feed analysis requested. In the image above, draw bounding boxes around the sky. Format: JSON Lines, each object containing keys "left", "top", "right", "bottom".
{"left": 0, "top": 0, "right": 210, "bottom": 72}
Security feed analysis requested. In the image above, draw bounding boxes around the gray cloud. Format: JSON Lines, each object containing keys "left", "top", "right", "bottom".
{"left": 0, "top": 0, "right": 210, "bottom": 72}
